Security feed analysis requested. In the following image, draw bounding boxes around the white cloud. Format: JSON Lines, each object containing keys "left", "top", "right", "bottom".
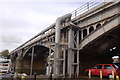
{"left": 0, "top": 2, "right": 83, "bottom": 51}
{"left": 0, "top": 0, "right": 103, "bottom": 51}
{"left": 0, "top": 34, "right": 22, "bottom": 51}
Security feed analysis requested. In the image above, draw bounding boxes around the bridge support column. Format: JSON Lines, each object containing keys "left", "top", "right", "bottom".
{"left": 48, "top": 48, "right": 52, "bottom": 76}
{"left": 30, "top": 47, "right": 34, "bottom": 78}
{"left": 76, "top": 30, "right": 80, "bottom": 77}
{"left": 67, "top": 28, "right": 74, "bottom": 77}
{"left": 67, "top": 26, "right": 80, "bottom": 78}
{"left": 54, "top": 43, "right": 60, "bottom": 78}
{"left": 54, "top": 13, "right": 72, "bottom": 78}
{"left": 14, "top": 51, "right": 23, "bottom": 80}
{"left": 81, "top": 29, "right": 83, "bottom": 40}
{"left": 15, "top": 57, "right": 23, "bottom": 72}
{"left": 48, "top": 43, "right": 67, "bottom": 78}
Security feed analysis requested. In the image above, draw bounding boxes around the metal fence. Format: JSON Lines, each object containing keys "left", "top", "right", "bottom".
{"left": 71, "top": 0, "right": 105, "bottom": 19}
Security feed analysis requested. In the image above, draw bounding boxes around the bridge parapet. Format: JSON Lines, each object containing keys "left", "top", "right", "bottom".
{"left": 71, "top": 0, "right": 104, "bottom": 19}
{"left": 74, "top": 1, "right": 120, "bottom": 49}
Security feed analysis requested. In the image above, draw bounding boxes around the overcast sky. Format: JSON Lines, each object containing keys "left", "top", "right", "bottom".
{"left": 0, "top": 0, "right": 105, "bottom": 52}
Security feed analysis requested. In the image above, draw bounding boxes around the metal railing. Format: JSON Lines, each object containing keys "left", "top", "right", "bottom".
{"left": 71, "top": 0, "right": 105, "bottom": 19}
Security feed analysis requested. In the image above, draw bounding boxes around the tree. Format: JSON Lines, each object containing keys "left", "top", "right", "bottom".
{"left": 0, "top": 49, "right": 9, "bottom": 57}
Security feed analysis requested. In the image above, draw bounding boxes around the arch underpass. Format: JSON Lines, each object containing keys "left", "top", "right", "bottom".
{"left": 79, "top": 25, "right": 120, "bottom": 75}
{"left": 18, "top": 45, "right": 50, "bottom": 75}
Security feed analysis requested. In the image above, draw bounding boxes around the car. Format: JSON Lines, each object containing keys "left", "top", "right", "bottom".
{"left": 2, "top": 72, "right": 27, "bottom": 79}
{"left": 85, "top": 64, "right": 120, "bottom": 78}
{"left": 2, "top": 72, "right": 14, "bottom": 78}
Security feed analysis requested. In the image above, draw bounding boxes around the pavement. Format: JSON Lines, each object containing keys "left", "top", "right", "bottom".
{"left": 0, "top": 75, "right": 117, "bottom": 80}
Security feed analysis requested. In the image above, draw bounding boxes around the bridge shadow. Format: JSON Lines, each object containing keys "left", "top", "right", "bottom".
{"left": 21, "top": 45, "right": 50, "bottom": 75}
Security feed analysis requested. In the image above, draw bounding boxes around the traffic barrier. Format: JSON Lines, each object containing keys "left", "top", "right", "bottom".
{"left": 14, "top": 72, "right": 18, "bottom": 80}
{"left": 21, "top": 76, "right": 26, "bottom": 80}
{"left": 21, "top": 73, "right": 27, "bottom": 80}
{"left": 88, "top": 70, "right": 91, "bottom": 79}
{"left": 116, "top": 75, "right": 119, "bottom": 80}
{"left": 112, "top": 71, "right": 114, "bottom": 79}
{"left": 100, "top": 71, "right": 102, "bottom": 79}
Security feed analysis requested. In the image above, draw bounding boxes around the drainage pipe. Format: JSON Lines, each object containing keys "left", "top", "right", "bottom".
{"left": 55, "top": 13, "right": 72, "bottom": 43}
{"left": 54, "top": 13, "right": 72, "bottom": 78}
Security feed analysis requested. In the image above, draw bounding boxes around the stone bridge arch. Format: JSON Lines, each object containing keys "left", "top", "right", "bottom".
{"left": 12, "top": 44, "right": 54, "bottom": 75}
{"left": 22, "top": 45, "right": 50, "bottom": 75}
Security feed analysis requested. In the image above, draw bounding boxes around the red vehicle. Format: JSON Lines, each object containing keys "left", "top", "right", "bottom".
{"left": 85, "top": 64, "right": 120, "bottom": 78}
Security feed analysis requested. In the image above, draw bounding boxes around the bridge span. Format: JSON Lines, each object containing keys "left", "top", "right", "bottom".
{"left": 10, "top": 0, "right": 120, "bottom": 79}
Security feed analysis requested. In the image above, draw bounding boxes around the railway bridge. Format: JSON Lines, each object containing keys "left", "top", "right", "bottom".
{"left": 10, "top": 0, "right": 120, "bottom": 79}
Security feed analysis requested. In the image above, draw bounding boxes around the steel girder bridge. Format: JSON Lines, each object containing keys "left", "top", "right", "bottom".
{"left": 10, "top": 0, "right": 120, "bottom": 79}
